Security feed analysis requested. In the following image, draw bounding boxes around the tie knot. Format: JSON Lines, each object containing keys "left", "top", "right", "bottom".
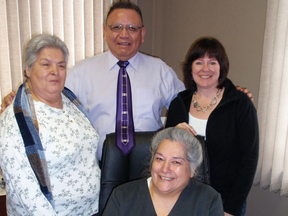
{"left": 117, "top": 61, "right": 129, "bottom": 68}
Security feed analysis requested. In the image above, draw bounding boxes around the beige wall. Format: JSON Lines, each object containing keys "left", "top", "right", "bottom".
{"left": 138, "top": 0, "right": 288, "bottom": 215}
{"left": 139, "top": 0, "right": 266, "bottom": 108}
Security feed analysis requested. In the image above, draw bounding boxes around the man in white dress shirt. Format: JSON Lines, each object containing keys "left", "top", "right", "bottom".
{"left": 65, "top": 1, "right": 185, "bottom": 159}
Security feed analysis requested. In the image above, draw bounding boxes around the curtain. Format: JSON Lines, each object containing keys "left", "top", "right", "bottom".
{"left": 254, "top": 0, "right": 288, "bottom": 196}
{"left": 0, "top": 0, "right": 112, "bottom": 100}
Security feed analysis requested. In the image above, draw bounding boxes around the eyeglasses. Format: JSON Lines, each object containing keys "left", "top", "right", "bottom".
{"left": 107, "top": 24, "right": 143, "bottom": 33}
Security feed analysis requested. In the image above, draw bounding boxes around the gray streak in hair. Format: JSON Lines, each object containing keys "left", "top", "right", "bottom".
{"left": 149, "top": 128, "right": 203, "bottom": 176}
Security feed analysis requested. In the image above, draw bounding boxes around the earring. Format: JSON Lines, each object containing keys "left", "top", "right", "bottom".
{"left": 191, "top": 76, "right": 194, "bottom": 81}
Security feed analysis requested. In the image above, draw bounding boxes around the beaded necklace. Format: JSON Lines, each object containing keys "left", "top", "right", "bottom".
{"left": 192, "top": 88, "right": 222, "bottom": 113}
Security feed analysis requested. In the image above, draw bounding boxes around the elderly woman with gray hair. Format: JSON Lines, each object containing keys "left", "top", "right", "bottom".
{"left": 103, "top": 128, "right": 223, "bottom": 216}
{"left": 0, "top": 34, "right": 100, "bottom": 215}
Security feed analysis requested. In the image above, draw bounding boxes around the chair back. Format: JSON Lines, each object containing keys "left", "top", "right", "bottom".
{"left": 194, "top": 135, "right": 210, "bottom": 185}
{"left": 99, "top": 131, "right": 156, "bottom": 215}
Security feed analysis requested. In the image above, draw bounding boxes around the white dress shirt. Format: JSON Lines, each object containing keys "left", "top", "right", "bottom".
{"left": 66, "top": 51, "right": 185, "bottom": 159}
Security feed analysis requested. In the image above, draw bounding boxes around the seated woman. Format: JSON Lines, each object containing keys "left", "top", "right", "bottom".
{"left": 166, "top": 37, "right": 259, "bottom": 216}
{"left": 102, "top": 127, "right": 223, "bottom": 216}
{"left": 0, "top": 34, "right": 101, "bottom": 215}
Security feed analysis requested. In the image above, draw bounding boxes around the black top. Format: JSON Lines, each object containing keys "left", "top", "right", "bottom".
{"left": 166, "top": 79, "right": 259, "bottom": 216}
{"left": 102, "top": 178, "right": 223, "bottom": 216}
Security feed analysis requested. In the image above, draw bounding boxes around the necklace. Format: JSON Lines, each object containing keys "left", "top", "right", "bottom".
{"left": 192, "top": 88, "right": 222, "bottom": 113}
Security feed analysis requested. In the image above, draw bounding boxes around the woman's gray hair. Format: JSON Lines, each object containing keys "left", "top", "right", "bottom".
{"left": 24, "top": 33, "right": 69, "bottom": 71}
{"left": 149, "top": 128, "right": 203, "bottom": 175}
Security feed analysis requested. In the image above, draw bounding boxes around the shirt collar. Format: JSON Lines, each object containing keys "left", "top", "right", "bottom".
{"left": 107, "top": 50, "right": 140, "bottom": 72}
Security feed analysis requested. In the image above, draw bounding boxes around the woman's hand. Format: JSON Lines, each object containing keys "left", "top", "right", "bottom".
{"left": 175, "top": 122, "right": 197, "bottom": 136}
{"left": 224, "top": 212, "right": 233, "bottom": 216}
{"left": 0, "top": 91, "right": 15, "bottom": 114}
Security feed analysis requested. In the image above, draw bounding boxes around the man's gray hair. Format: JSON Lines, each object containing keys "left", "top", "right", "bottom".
{"left": 106, "top": 1, "right": 144, "bottom": 26}
{"left": 24, "top": 33, "right": 69, "bottom": 71}
{"left": 149, "top": 128, "right": 203, "bottom": 174}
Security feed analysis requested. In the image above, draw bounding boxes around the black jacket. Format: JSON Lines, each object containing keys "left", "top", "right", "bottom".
{"left": 166, "top": 79, "right": 259, "bottom": 216}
